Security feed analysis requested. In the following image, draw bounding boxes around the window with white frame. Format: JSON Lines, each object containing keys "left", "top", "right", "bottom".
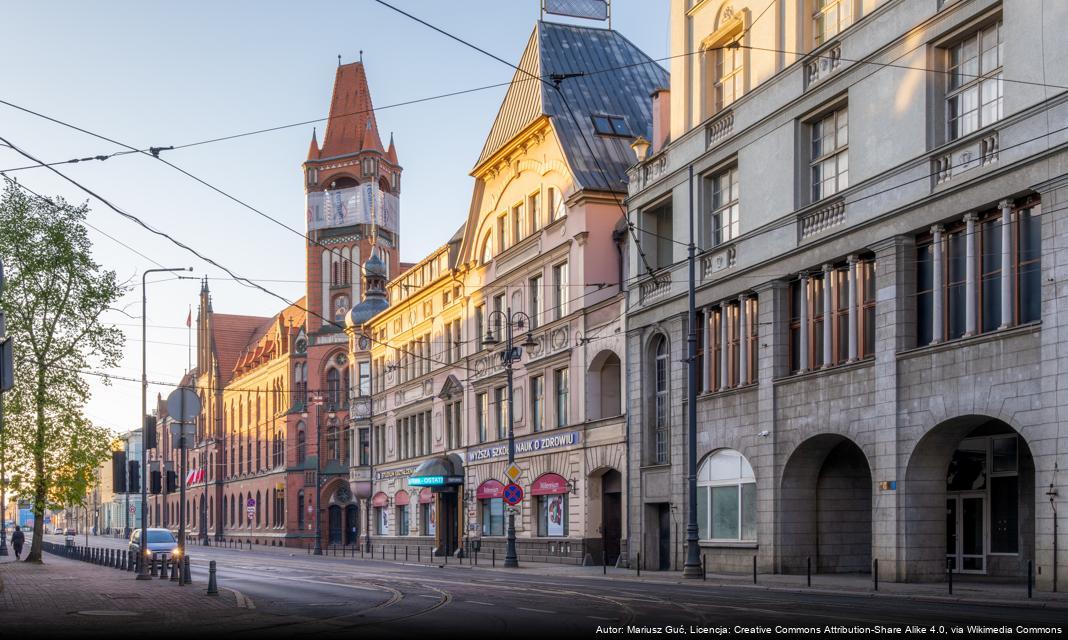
{"left": 706, "top": 166, "right": 739, "bottom": 247}
{"left": 476, "top": 392, "right": 489, "bottom": 443}
{"left": 529, "top": 191, "right": 542, "bottom": 233}
{"left": 697, "top": 449, "right": 757, "bottom": 541}
{"left": 946, "top": 20, "right": 1003, "bottom": 141}
{"left": 553, "top": 262, "right": 569, "bottom": 319}
{"left": 651, "top": 335, "right": 669, "bottom": 465}
{"left": 810, "top": 106, "right": 848, "bottom": 202}
{"left": 530, "top": 374, "right": 544, "bottom": 432}
{"left": 529, "top": 274, "right": 543, "bottom": 329}
{"left": 713, "top": 36, "right": 744, "bottom": 112}
{"left": 494, "top": 385, "right": 507, "bottom": 440}
{"left": 554, "top": 367, "right": 569, "bottom": 428}
{"left": 812, "top": 0, "right": 853, "bottom": 48}
{"left": 512, "top": 202, "right": 525, "bottom": 244}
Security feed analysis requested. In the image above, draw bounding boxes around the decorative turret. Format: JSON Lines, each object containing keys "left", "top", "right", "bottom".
{"left": 346, "top": 243, "right": 390, "bottom": 328}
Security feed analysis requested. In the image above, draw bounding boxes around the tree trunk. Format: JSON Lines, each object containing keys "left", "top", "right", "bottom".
{"left": 25, "top": 368, "right": 46, "bottom": 563}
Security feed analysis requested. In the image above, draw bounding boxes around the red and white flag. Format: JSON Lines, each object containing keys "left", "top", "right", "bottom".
{"left": 186, "top": 307, "right": 192, "bottom": 328}
{"left": 185, "top": 468, "right": 205, "bottom": 485}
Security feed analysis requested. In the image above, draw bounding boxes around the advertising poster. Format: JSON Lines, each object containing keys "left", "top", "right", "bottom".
{"left": 546, "top": 495, "right": 564, "bottom": 537}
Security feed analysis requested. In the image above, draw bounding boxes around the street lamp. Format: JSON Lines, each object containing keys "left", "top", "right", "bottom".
{"left": 138, "top": 266, "right": 192, "bottom": 580}
{"left": 301, "top": 394, "right": 333, "bottom": 556}
{"left": 482, "top": 307, "right": 537, "bottom": 569}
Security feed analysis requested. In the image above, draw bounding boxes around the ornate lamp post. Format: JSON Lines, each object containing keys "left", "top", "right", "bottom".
{"left": 482, "top": 308, "right": 537, "bottom": 569}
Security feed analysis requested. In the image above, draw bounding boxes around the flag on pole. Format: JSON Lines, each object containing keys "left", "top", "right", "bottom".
{"left": 186, "top": 307, "right": 192, "bottom": 328}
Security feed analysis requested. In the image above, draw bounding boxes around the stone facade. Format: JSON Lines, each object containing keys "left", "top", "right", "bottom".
{"left": 625, "top": 0, "right": 1068, "bottom": 589}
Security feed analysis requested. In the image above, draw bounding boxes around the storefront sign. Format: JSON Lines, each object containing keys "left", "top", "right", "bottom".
{"left": 375, "top": 466, "right": 417, "bottom": 481}
{"left": 476, "top": 479, "right": 505, "bottom": 499}
{"left": 466, "top": 431, "right": 582, "bottom": 462}
{"left": 408, "top": 475, "right": 463, "bottom": 487}
{"left": 531, "top": 473, "right": 569, "bottom": 495}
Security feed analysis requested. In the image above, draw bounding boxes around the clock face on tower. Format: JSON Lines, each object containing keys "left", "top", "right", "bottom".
{"left": 295, "top": 338, "right": 307, "bottom": 355}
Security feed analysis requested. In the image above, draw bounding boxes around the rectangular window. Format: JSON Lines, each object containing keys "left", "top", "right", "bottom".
{"left": 476, "top": 392, "right": 488, "bottom": 443}
{"left": 537, "top": 494, "right": 568, "bottom": 537}
{"left": 512, "top": 202, "right": 525, "bottom": 244}
{"left": 451, "top": 319, "right": 462, "bottom": 363}
{"left": 810, "top": 107, "right": 848, "bottom": 202}
{"left": 812, "top": 0, "right": 852, "bottom": 48}
{"left": 529, "top": 191, "right": 542, "bottom": 233}
{"left": 494, "top": 386, "right": 507, "bottom": 440}
{"left": 553, "top": 262, "right": 569, "bottom": 319}
{"left": 549, "top": 186, "right": 564, "bottom": 222}
{"left": 946, "top": 21, "right": 1003, "bottom": 141}
{"left": 397, "top": 505, "right": 410, "bottom": 536}
{"left": 554, "top": 368, "right": 569, "bottom": 428}
{"left": 859, "top": 261, "right": 876, "bottom": 358}
{"left": 714, "top": 34, "right": 744, "bottom": 111}
{"left": 358, "top": 361, "right": 371, "bottom": 397}
{"left": 375, "top": 507, "right": 387, "bottom": 535}
{"left": 476, "top": 304, "right": 486, "bottom": 348}
{"left": 980, "top": 217, "right": 1002, "bottom": 332}
{"left": 530, "top": 375, "right": 544, "bottom": 433}
{"left": 1017, "top": 205, "right": 1041, "bottom": 324}
{"left": 497, "top": 214, "right": 508, "bottom": 251}
{"left": 358, "top": 428, "right": 369, "bottom": 466}
{"left": 745, "top": 297, "right": 759, "bottom": 385}
{"left": 946, "top": 229, "right": 967, "bottom": 340}
{"left": 529, "top": 275, "right": 543, "bottom": 329}
{"left": 990, "top": 475, "right": 1018, "bottom": 553}
{"left": 707, "top": 166, "right": 739, "bottom": 247}
{"left": 916, "top": 242, "right": 934, "bottom": 346}
{"left": 481, "top": 498, "right": 504, "bottom": 536}
{"left": 493, "top": 293, "right": 505, "bottom": 339}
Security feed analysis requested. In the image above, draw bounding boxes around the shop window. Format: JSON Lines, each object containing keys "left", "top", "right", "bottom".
{"left": 696, "top": 449, "right": 756, "bottom": 541}
{"left": 481, "top": 498, "right": 504, "bottom": 536}
{"left": 536, "top": 493, "right": 568, "bottom": 537}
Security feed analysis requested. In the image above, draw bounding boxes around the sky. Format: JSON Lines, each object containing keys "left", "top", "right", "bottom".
{"left": 0, "top": 1, "right": 668, "bottom": 433}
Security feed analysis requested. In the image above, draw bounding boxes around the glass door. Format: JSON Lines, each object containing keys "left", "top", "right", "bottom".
{"left": 946, "top": 494, "right": 986, "bottom": 574}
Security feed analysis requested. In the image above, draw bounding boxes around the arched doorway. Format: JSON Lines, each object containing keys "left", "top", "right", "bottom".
{"left": 780, "top": 435, "right": 872, "bottom": 574}
{"left": 587, "top": 468, "right": 623, "bottom": 565}
{"left": 344, "top": 505, "right": 359, "bottom": 546}
{"left": 328, "top": 506, "right": 342, "bottom": 545}
{"left": 904, "top": 416, "right": 1035, "bottom": 581}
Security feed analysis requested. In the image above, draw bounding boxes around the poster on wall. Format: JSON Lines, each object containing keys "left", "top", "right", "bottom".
{"left": 379, "top": 507, "right": 389, "bottom": 535}
{"left": 546, "top": 495, "right": 565, "bottom": 537}
{"left": 427, "top": 506, "right": 436, "bottom": 536}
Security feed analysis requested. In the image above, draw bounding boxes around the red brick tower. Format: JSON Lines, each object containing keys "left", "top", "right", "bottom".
{"left": 303, "top": 61, "right": 401, "bottom": 337}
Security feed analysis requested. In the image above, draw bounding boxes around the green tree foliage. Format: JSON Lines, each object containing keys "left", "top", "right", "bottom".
{"left": 0, "top": 181, "right": 123, "bottom": 562}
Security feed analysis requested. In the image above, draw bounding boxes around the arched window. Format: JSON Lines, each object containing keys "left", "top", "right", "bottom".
{"left": 297, "top": 423, "right": 307, "bottom": 464}
{"left": 587, "top": 351, "right": 621, "bottom": 420}
{"left": 327, "top": 423, "right": 340, "bottom": 461}
{"left": 237, "top": 493, "right": 244, "bottom": 527}
{"left": 697, "top": 449, "right": 756, "bottom": 541}
{"left": 298, "top": 490, "right": 306, "bottom": 529}
{"left": 481, "top": 233, "right": 493, "bottom": 264}
{"left": 327, "top": 367, "right": 341, "bottom": 407}
{"left": 256, "top": 491, "right": 262, "bottom": 527}
{"left": 651, "top": 335, "right": 670, "bottom": 464}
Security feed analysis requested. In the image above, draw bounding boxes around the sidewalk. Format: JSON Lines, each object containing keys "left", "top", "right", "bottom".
{"left": 0, "top": 552, "right": 268, "bottom": 637}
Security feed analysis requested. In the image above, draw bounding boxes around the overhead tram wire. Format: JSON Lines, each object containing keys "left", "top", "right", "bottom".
{"left": 0, "top": 134, "right": 474, "bottom": 376}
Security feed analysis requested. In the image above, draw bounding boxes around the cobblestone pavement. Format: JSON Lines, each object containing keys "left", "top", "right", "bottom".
{"left": 0, "top": 552, "right": 272, "bottom": 638}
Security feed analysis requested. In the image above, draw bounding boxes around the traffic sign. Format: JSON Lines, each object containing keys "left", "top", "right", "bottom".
{"left": 166, "top": 387, "right": 201, "bottom": 423}
{"left": 502, "top": 482, "right": 523, "bottom": 506}
{"left": 246, "top": 497, "right": 256, "bottom": 508}
{"left": 505, "top": 463, "right": 522, "bottom": 482}
{"left": 246, "top": 507, "right": 255, "bottom": 521}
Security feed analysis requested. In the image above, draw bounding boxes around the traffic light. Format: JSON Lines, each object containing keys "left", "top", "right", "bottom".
{"left": 150, "top": 470, "right": 162, "bottom": 495}
{"left": 144, "top": 415, "right": 157, "bottom": 449}
{"left": 127, "top": 460, "right": 140, "bottom": 493}
{"left": 112, "top": 451, "right": 127, "bottom": 493}
{"left": 165, "top": 470, "right": 177, "bottom": 493}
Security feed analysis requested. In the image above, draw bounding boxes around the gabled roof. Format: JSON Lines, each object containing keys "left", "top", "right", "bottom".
{"left": 318, "top": 62, "right": 385, "bottom": 159}
{"left": 474, "top": 22, "right": 668, "bottom": 192}
{"left": 211, "top": 313, "right": 271, "bottom": 385}
{"left": 231, "top": 297, "right": 307, "bottom": 377}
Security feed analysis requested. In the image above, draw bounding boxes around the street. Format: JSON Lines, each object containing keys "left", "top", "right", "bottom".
{"left": 27, "top": 535, "right": 1067, "bottom": 638}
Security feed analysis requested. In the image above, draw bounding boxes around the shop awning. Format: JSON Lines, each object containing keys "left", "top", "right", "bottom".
{"left": 476, "top": 479, "right": 505, "bottom": 499}
{"left": 372, "top": 492, "right": 389, "bottom": 507}
{"left": 394, "top": 490, "right": 410, "bottom": 506}
{"left": 531, "top": 473, "right": 569, "bottom": 495}
{"left": 408, "top": 454, "right": 464, "bottom": 488}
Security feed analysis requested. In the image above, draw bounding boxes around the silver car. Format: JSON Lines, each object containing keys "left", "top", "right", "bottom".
{"left": 129, "top": 528, "right": 179, "bottom": 560}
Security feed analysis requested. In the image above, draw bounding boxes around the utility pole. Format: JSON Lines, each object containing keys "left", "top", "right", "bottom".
{"left": 0, "top": 260, "right": 10, "bottom": 557}
{"left": 139, "top": 267, "right": 191, "bottom": 580}
{"left": 682, "top": 164, "right": 702, "bottom": 579}
{"left": 482, "top": 308, "right": 537, "bottom": 569}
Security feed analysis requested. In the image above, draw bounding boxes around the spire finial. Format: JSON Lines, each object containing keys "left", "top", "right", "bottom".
{"left": 360, "top": 50, "right": 363, "bottom": 63}
{"left": 337, "top": 54, "right": 341, "bottom": 67}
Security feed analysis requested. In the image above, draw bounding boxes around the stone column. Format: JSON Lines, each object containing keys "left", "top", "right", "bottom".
{"left": 931, "top": 225, "right": 944, "bottom": 344}
{"left": 799, "top": 274, "right": 810, "bottom": 372}
{"left": 739, "top": 294, "right": 749, "bottom": 385}
{"left": 848, "top": 255, "right": 858, "bottom": 361}
{"left": 999, "top": 199, "right": 1013, "bottom": 329}
{"left": 719, "top": 301, "right": 729, "bottom": 390}
{"left": 753, "top": 281, "right": 786, "bottom": 573}
{"left": 705, "top": 307, "right": 714, "bottom": 393}
{"left": 822, "top": 263, "right": 833, "bottom": 367}
{"left": 964, "top": 212, "right": 978, "bottom": 336}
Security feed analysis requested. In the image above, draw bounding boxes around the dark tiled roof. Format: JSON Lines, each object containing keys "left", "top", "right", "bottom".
{"left": 476, "top": 22, "right": 668, "bottom": 192}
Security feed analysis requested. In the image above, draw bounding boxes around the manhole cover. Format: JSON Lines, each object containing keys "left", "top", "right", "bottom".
{"left": 75, "top": 610, "right": 141, "bottom": 617}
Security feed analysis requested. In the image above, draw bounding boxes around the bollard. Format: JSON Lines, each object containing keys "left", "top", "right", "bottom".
{"left": 702, "top": 554, "right": 706, "bottom": 581}
{"left": 874, "top": 558, "right": 879, "bottom": 591}
{"left": 171, "top": 556, "right": 180, "bottom": 581}
{"left": 393, "top": 546, "right": 397, "bottom": 561}
{"left": 161, "top": 555, "right": 170, "bottom": 580}
{"left": 604, "top": 550, "right": 608, "bottom": 576}
{"left": 947, "top": 559, "right": 953, "bottom": 595}
{"left": 206, "top": 560, "right": 219, "bottom": 595}
{"left": 807, "top": 557, "right": 812, "bottom": 587}
{"left": 417, "top": 547, "right": 420, "bottom": 563}
{"left": 492, "top": 549, "right": 496, "bottom": 568}
{"left": 360, "top": 546, "right": 364, "bottom": 559}
{"left": 184, "top": 555, "right": 192, "bottom": 585}
{"left": 753, "top": 556, "right": 757, "bottom": 584}
{"left": 381, "top": 545, "right": 384, "bottom": 560}
{"left": 177, "top": 555, "right": 185, "bottom": 586}
{"left": 1028, "top": 560, "right": 1033, "bottom": 599}
{"left": 150, "top": 554, "right": 158, "bottom": 577}
{"left": 405, "top": 546, "right": 409, "bottom": 562}
{"left": 637, "top": 552, "right": 641, "bottom": 577}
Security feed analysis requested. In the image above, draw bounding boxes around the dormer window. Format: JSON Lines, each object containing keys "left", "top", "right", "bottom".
{"left": 591, "top": 114, "right": 630, "bottom": 137}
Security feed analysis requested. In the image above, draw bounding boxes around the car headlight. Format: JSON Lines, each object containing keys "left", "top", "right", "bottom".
{"left": 144, "top": 549, "right": 152, "bottom": 556}
{"left": 172, "top": 548, "right": 181, "bottom": 558}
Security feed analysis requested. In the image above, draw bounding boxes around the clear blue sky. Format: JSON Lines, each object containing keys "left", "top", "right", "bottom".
{"left": 0, "top": 1, "right": 668, "bottom": 432}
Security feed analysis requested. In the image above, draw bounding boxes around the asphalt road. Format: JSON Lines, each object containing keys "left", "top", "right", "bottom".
{"left": 40, "top": 535, "right": 1068, "bottom": 638}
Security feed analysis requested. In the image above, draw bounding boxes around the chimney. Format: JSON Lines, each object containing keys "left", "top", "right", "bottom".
{"left": 651, "top": 88, "right": 670, "bottom": 154}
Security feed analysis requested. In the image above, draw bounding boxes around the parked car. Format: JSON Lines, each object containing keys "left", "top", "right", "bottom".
{"left": 65, "top": 528, "right": 77, "bottom": 536}
{"left": 53, "top": 526, "right": 64, "bottom": 535}
{"left": 129, "top": 528, "right": 179, "bottom": 560}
